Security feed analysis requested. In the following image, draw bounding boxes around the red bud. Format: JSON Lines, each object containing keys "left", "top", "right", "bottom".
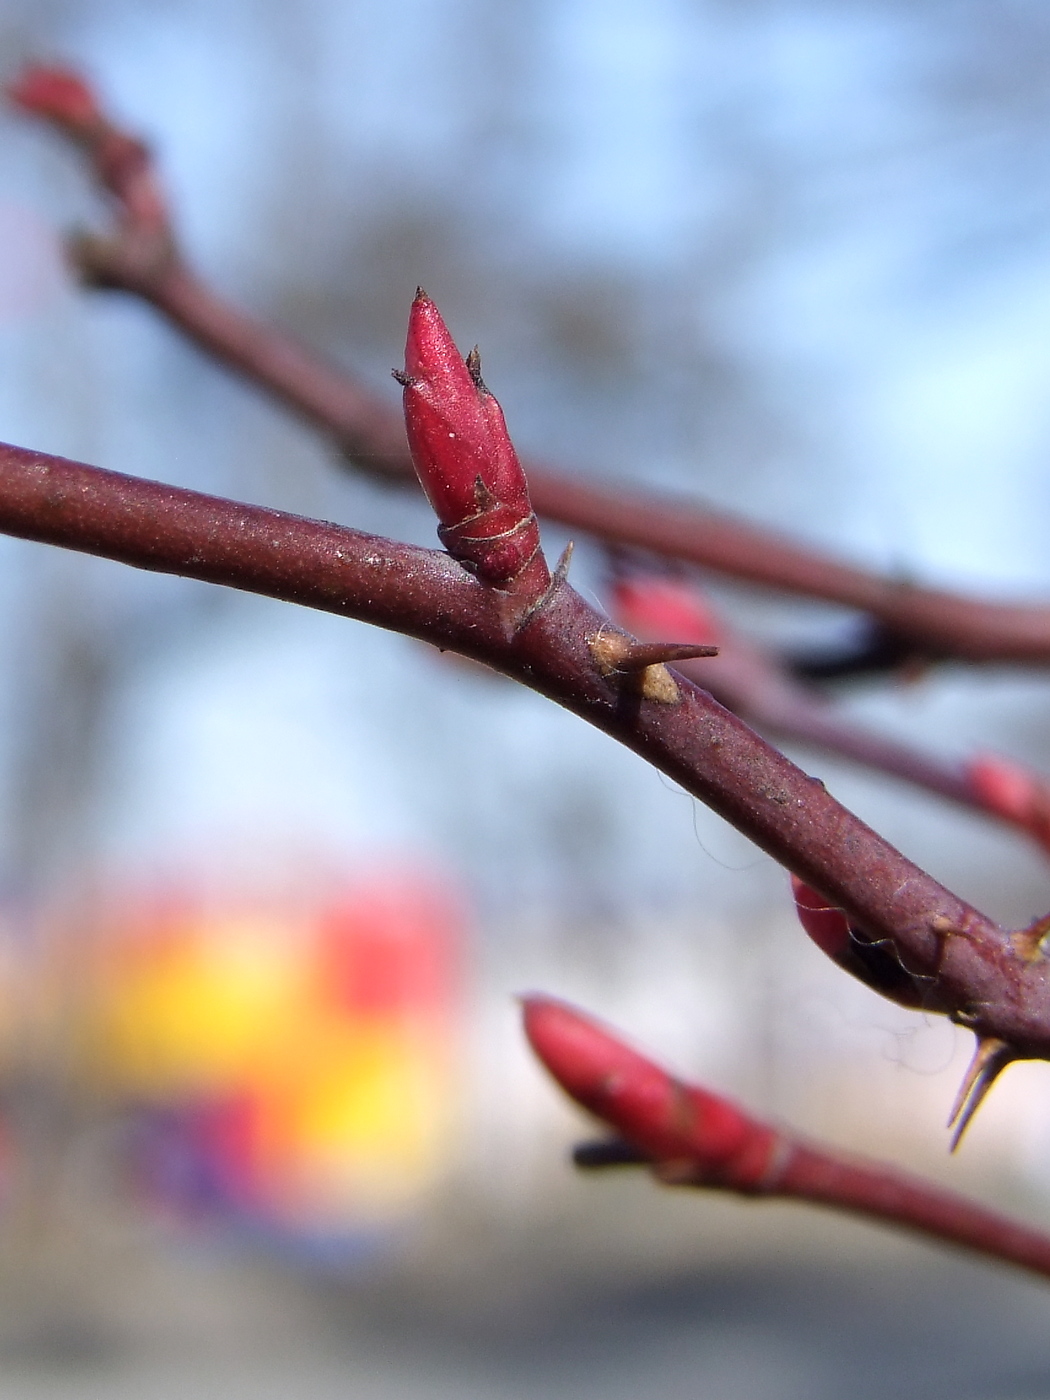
{"left": 965, "top": 753, "right": 1050, "bottom": 857}
{"left": 522, "top": 995, "right": 765, "bottom": 1177}
{"left": 611, "top": 576, "right": 722, "bottom": 645}
{"left": 967, "top": 754, "right": 1039, "bottom": 825}
{"left": 790, "top": 875, "right": 851, "bottom": 959}
{"left": 789, "top": 875, "right": 928, "bottom": 1009}
{"left": 399, "top": 291, "right": 542, "bottom": 586}
{"left": 9, "top": 65, "right": 165, "bottom": 236}
{"left": 8, "top": 66, "right": 101, "bottom": 132}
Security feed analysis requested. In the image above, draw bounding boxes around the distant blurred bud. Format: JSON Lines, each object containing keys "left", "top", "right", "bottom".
{"left": 522, "top": 994, "right": 774, "bottom": 1184}
{"left": 8, "top": 66, "right": 101, "bottom": 133}
{"left": 967, "top": 754, "right": 1035, "bottom": 825}
{"left": 397, "top": 291, "right": 542, "bottom": 587}
{"left": 966, "top": 752, "right": 1050, "bottom": 833}
{"left": 789, "top": 874, "right": 927, "bottom": 1009}
{"left": 9, "top": 64, "right": 165, "bottom": 241}
{"left": 610, "top": 575, "right": 722, "bottom": 646}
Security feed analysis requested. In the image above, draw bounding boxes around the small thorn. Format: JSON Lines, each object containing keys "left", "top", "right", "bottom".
{"left": 947, "top": 1037, "right": 1013, "bottom": 1150}
{"left": 552, "top": 540, "right": 574, "bottom": 586}
{"left": 414, "top": 285, "right": 427, "bottom": 300}
{"left": 611, "top": 641, "right": 720, "bottom": 673}
{"left": 572, "top": 1138, "right": 649, "bottom": 1169}
{"left": 391, "top": 368, "right": 414, "bottom": 386}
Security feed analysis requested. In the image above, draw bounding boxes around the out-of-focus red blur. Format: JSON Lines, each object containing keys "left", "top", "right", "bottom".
{"left": 43, "top": 871, "right": 465, "bottom": 1246}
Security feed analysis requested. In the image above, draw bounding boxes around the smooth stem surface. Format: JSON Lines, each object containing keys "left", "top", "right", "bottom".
{"left": 146, "top": 264, "right": 1050, "bottom": 662}
{"left": 525, "top": 995, "right": 1050, "bottom": 1283}
{"left": 2, "top": 440, "right": 1049, "bottom": 1055}
{"left": 14, "top": 65, "right": 1050, "bottom": 664}
{"left": 780, "top": 1144, "right": 1050, "bottom": 1278}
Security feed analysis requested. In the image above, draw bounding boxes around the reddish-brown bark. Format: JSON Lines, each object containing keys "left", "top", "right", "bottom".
{"left": 13, "top": 65, "right": 1050, "bottom": 663}
{"left": 612, "top": 571, "right": 1050, "bottom": 854}
{"left": 524, "top": 994, "right": 1050, "bottom": 1281}
{"left": 2, "top": 438, "right": 1050, "bottom": 1063}
{"left": 8, "top": 67, "right": 1050, "bottom": 1283}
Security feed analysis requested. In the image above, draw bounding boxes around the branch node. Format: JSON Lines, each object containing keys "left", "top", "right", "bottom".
{"left": 511, "top": 541, "right": 574, "bottom": 636}
{"left": 588, "top": 625, "right": 714, "bottom": 704}
{"left": 69, "top": 226, "right": 178, "bottom": 291}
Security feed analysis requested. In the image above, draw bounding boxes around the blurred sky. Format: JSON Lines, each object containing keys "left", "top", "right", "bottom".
{"left": 1, "top": 0, "right": 1050, "bottom": 951}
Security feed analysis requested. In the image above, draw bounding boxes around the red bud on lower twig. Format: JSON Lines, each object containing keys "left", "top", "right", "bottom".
{"left": 522, "top": 994, "right": 768, "bottom": 1182}
{"left": 522, "top": 994, "right": 1050, "bottom": 1279}
{"left": 397, "top": 291, "right": 543, "bottom": 587}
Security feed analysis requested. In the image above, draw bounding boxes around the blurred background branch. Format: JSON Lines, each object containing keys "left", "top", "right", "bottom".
{"left": 2, "top": 3, "right": 1050, "bottom": 1397}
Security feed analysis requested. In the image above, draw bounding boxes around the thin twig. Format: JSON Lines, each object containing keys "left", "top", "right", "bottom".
{"left": 609, "top": 569, "right": 1050, "bottom": 856}
{"left": 12, "top": 65, "right": 1050, "bottom": 663}
{"left": 524, "top": 995, "right": 1050, "bottom": 1283}
{"left": 1, "top": 439, "right": 1049, "bottom": 1060}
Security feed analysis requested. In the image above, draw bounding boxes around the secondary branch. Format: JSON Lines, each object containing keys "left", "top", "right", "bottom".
{"left": 12, "top": 66, "right": 1050, "bottom": 663}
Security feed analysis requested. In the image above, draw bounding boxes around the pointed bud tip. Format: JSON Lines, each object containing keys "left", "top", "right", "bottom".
{"left": 522, "top": 995, "right": 633, "bottom": 1088}
{"left": 465, "top": 345, "right": 486, "bottom": 389}
{"left": 521, "top": 991, "right": 577, "bottom": 1040}
{"left": 404, "top": 289, "right": 463, "bottom": 382}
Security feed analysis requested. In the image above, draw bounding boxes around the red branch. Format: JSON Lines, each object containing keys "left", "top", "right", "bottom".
{"left": 523, "top": 994, "right": 1050, "bottom": 1281}
{"left": 611, "top": 570, "right": 1050, "bottom": 856}
{"left": 2, "top": 279, "right": 1050, "bottom": 1270}
{"left": 2, "top": 438, "right": 1050, "bottom": 1065}
{"left": 12, "top": 64, "right": 1050, "bottom": 663}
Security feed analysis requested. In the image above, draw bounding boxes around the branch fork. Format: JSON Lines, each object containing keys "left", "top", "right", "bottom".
{"left": 390, "top": 292, "right": 1050, "bottom": 1148}
{"left": 5, "top": 71, "right": 1050, "bottom": 1269}
{"left": 17, "top": 63, "right": 1050, "bottom": 662}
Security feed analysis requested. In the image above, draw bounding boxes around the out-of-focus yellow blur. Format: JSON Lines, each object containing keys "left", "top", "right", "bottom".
{"left": 9, "top": 874, "right": 465, "bottom": 1240}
